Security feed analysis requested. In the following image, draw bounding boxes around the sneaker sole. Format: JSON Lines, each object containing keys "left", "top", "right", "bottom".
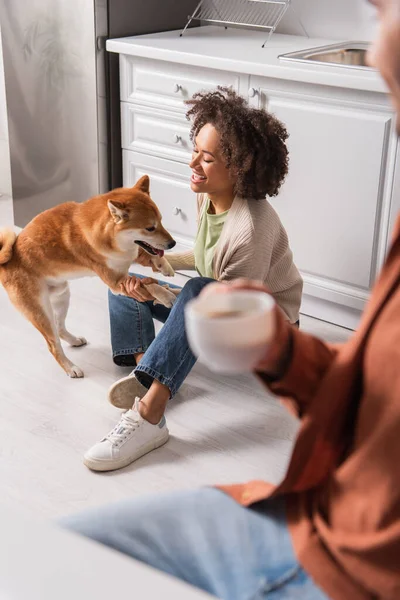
{"left": 83, "top": 430, "right": 170, "bottom": 472}
{"left": 108, "top": 375, "right": 147, "bottom": 410}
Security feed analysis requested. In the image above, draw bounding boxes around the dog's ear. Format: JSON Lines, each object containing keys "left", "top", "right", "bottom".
{"left": 134, "top": 175, "right": 150, "bottom": 194}
{"left": 108, "top": 200, "right": 129, "bottom": 223}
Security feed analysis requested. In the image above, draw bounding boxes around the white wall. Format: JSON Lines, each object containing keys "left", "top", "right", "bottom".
{"left": 0, "top": 25, "right": 13, "bottom": 225}
{"left": 277, "top": 0, "right": 378, "bottom": 41}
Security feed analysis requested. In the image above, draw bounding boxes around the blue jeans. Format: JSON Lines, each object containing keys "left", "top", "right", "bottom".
{"left": 62, "top": 489, "right": 327, "bottom": 599}
{"left": 108, "top": 275, "right": 215, "bottom": 397}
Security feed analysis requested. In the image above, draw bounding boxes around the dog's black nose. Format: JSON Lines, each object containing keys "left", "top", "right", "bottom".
{"left": 167, "top": 240, "right": 176, "bottom": 249}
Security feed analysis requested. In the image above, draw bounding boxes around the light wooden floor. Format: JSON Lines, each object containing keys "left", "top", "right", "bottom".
{"left": 0, "top": 271, "right": 350, "bottom": 519}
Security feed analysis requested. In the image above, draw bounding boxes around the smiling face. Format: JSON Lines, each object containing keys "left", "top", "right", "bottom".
{"left": 189, "top": 123, "right": 235, "bottom": 198}
{"left": 367, "top": 0, "right": 400, "bottom": 133}
{"left": 107, "top": 175, "right": 176, "bottom": 257}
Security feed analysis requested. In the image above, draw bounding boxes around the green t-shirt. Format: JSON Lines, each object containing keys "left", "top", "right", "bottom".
{"left": 193, "top": 197, "right": 229, "bottom": 278}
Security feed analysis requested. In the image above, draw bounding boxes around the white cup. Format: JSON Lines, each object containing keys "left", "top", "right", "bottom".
{"left": 185, "top": 289, "right": 276, "bottom": 374}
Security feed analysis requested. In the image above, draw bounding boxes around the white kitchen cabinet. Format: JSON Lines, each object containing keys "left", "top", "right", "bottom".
{"left": 250, "top": 78, "right": 398, "bottom": 327}
{"left": 109, "top": 28, "right": 400, "bottom": 329}
{"left": 120, "top": 55, "right": 241, "bottom": 112}
{"left": 123, "top": 150, "right": 196, "bottom": 246}
{"left": 121, "top": 103, "right": 192, "bottom": 163}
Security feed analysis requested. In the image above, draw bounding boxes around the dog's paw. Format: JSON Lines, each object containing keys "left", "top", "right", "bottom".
{"left": 160, "top": 289, "right": 177, "bottom": 308}
{"left": 160, "top": 264, "right": 175, "bottom": 277}
{"left": 149, "top": 285, "right": 177, "bottom": 308}
{"left": 67, "top": 364, "right": 84, "bottom": 378}
{"left": 70, "top": 336, "right": 87, "bottom": 347}
{"left": 61, "top": 332, "right": 88, "bottom": 347}
{"left": 152, "top": 257, "right": 175, "bottom": 277}
{"left": 161, "top": 297, "right": 176, "bottom": 309}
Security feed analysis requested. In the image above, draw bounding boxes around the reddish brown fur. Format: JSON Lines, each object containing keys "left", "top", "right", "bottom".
{"left": 0, "top": 175, "right": 177, "bottom": 377}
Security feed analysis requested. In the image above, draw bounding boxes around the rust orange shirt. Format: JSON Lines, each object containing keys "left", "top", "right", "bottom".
{"left": 218, "top": 218, "right": 400, "bottom": 600}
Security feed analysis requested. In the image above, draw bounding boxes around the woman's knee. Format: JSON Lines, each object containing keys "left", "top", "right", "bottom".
{"left": 108, "top": 288, "right": 139, "bottom": 311}
{"left": 180, "top": 276, "right": 214, "bottom": 300}
{"left": 108, "top": 288, "right": 122, "bottom": 305}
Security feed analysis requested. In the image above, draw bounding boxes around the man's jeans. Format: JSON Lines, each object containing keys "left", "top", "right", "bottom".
{"left": 62, "top": 489, "right": 327, "bottom": 600}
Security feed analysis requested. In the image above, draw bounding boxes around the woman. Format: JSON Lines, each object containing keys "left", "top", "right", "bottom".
{"left": 84, "top": 87, "right": 303, "bottom": 472}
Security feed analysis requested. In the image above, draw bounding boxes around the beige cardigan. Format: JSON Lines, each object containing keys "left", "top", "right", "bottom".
{"left": 168, "top": 194, "right": 303, "bottom": 323}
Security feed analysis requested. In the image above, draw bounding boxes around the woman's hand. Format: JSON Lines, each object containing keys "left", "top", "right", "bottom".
{"left": 119, "top": 275, "right": 158, "bottom": 302}
{"left": 200, "top": 279, "right": 293, "bottom": 380}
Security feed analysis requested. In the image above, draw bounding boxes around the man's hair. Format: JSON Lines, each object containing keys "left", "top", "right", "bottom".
{"left": 186, "top": 87, "right": 289, "bottom": 200}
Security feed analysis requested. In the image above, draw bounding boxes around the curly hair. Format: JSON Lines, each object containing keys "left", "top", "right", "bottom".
{"left": 185, "top": 87, "right": 289, "bottom": 200}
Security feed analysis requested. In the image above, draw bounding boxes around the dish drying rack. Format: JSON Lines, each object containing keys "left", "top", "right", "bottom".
{"left": 181, "top": 0, "right": 308, "bottom": 47}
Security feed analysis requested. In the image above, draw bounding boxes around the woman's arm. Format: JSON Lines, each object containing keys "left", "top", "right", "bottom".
{"left": 166, "top": 250, "right": 196, "bottom": 272}
{"left": 218, "top": 237, "right": 302, "bottom": 323}
{"left": 217, "top": 247, "right": 293, "bottom": 321}
{"left": 217, "top": 245, "right": 259, "bottom": 282}
{"left": 136, "top": 249, "right": 196, "bottom": 273}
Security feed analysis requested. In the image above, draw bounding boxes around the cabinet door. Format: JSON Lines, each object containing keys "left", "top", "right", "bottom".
{"left": 253, "top": 82, "right": 397, "bottom": 327}
{"left": 121, "top": 103, "right": 191, "bottom": 164}
{"left": 123, "top": 150, "right": 196, "bottom": 248}
{"left": 120, "top": 56, "right": 240, "bottom": 112}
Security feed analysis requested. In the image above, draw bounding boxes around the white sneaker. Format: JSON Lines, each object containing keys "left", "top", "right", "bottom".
{"left": 108, "top": 374, "right": 147, "bottom": 410}
{"left": 83, "top": 399, "right": 169, "bottom": 472}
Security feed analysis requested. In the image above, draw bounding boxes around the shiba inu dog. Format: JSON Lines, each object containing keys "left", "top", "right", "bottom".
{"left": 0, "top": 175, "right": 179, "bottom": 377}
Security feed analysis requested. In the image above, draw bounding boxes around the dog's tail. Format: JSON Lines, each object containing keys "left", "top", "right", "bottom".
{"left": 0, "top": 228, "right": 17, "bottom": 265}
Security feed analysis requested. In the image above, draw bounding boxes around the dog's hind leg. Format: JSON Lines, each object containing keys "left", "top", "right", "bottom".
{"left": 9, "top": 284, "right": 84, "bottom": 378}
{"left": 49, "top": 283, "right": 87, "bottom": 347}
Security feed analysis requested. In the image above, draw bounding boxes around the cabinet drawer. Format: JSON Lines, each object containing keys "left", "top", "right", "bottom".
{"left": 121, "top": 103, "right": 192, "bottom": 162}
{"left": 120, "top": 56, "right": 240, "bottom": 111}
{"left": 123, "top": 150, "right": 197, "bottom": 245}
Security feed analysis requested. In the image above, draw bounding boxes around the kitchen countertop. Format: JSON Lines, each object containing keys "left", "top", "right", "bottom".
{"left": 107, "top": 26, "right": 388, "bottom": 95}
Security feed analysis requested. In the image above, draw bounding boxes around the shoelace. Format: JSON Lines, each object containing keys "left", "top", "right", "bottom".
{"left": 105, "top": 410, "right": 142, "bottom": 445}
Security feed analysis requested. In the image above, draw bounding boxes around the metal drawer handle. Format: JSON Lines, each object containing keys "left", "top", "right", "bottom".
{"left": 173, "top": 134, "right": 182, "bottom": 144}
{"left": 173, "top": 206, "right": 181, "bottom": 215}
{"left": 248, "top": 87, "right": 258, "bottom": 98}
{"left": 173, "top": 83, "right": 182, "bottom": 93}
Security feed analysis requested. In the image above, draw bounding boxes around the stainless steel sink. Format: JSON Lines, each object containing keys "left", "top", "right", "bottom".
{"left": 279, "top": 42, "right": 374, "bottom": 71}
